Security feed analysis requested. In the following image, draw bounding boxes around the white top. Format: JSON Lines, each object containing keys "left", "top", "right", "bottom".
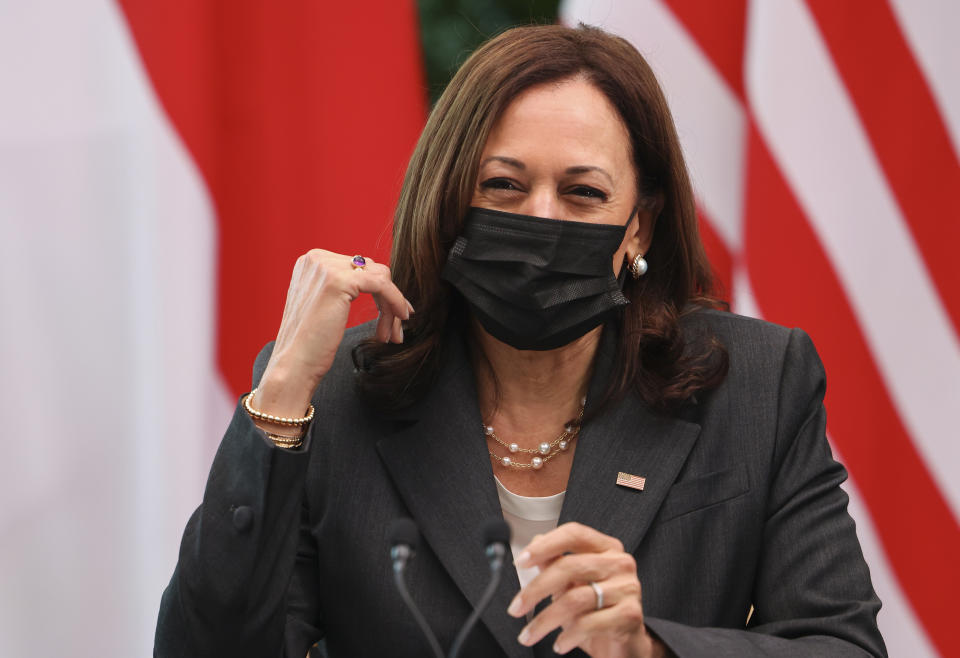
{"left": 495, "top": 477, "right": 565, "bottom": 589}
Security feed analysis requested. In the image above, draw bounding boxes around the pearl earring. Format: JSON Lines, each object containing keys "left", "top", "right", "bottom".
{"left": 629, "top": 253, "right": 648, "bottom": 279}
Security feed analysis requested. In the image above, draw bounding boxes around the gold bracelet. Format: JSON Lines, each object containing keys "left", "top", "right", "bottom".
{"left": 243, "top": 388, "right": 315, "bottom": 427}
{"left": 266, "top": 430, "right": 304, "bottom": 442}
{"left": 265, "top": 430, "right": 304, "bottom": 441}
{"left": 266, "top": 432, "right": 303, "bottom": 449}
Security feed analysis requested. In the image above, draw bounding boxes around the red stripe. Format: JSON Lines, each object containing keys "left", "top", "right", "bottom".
{"left": 744, "top": 123, "right": 959, "bottom": 656}
{"left": 116, "top": 1, "right": 427, "bottom": 396}
{"left": 806, "top": 0, "right": 960, "bottom": 339}
{"left": 662, "top": 0, "right": 748, "bottom": 100}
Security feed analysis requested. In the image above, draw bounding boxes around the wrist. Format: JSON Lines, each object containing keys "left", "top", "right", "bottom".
{"left": 630, "top": 626, "right": 673, "bottom": 658}
{"left": 256, "top": 363, "right": 318, "bottom": 418}
{"left": 242, "top": 388, "right": 313, "bottom": 448}
{"left": 644, "top": 628, "right": 674, "bottom": 658}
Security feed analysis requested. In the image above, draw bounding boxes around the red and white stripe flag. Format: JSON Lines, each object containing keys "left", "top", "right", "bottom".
{"left": 561, "top": 1, "right": 960, "bottom": 655}
{"left": 0, "top": 1, "right": 423, "bottom": 655}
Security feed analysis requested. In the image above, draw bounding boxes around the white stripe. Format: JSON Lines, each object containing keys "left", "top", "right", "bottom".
{"left": 731, "top": 268, "right": 763, "bottom": 321}
{"left": 887, "top": 0, "right": 960, "bottom": 160}
{"left": 0, "top": 1, "right": 229, "bottom": 655}
{"left": 834, "top": 446, "right": 938, "bottom": 658}
{"left": 744, "top": 0, "right": 960, "bottom": 520}
{"left": 560, "top": 0, "right": 746, "bottom": 253}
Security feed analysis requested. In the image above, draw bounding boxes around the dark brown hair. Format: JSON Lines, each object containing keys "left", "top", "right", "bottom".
{"left": 354, "top": 23, "right": 727, "bottom": 414}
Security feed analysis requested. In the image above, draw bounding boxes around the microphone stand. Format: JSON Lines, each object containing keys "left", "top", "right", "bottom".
{"left": 391, "top": 518, "right": 511, "bottom": 658}
{"left": 391, "top": 533, "right": 445, "bottom": 658}
{"left": 447, "top": 541, "right": 507, "bottom": 658}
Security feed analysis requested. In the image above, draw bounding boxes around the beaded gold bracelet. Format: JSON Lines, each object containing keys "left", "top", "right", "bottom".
{"left": 243, "top": 388, "right": 315, "bottom": 427}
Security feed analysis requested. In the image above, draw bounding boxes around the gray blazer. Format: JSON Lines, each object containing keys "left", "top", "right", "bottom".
{"left": 155, "top": 309, "right": 886, "bottom": 657}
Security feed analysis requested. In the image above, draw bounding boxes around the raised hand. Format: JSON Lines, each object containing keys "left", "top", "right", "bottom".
{"left": 252, "top": 250, "right": 413, "bottom": 425}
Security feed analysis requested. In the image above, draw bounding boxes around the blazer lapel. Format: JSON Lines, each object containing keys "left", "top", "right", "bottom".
{"left": 376, "top": 337, "right": 531, "bottom": 658}
{"left": 559, "top": 336, "right": 701, "bottom": 554}
{"left": 559, "top": 395, "right": 700, "bottom": 554}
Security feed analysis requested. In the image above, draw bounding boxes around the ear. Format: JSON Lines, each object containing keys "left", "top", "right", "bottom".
{"left": 628, "top": 192, "right": 662, "bottom": 258}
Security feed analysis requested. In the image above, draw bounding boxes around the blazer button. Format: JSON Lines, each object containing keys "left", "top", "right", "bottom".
{"left": 232, "top": 505, "right": 254, "bottom": 532}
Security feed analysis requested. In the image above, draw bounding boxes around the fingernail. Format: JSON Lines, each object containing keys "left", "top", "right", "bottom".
{"left": 517, "top": 627, "right": 531, "bottom": 645}
{"left": 553, "top": 642, "right": 564, "bottom": 654}
{"left": 399, "top": 327, "right": 404, "bottom": 343}
{"left": 507, "top": 595, "right": 523, "bottom": 617}
{"left": 516, "top": 551, "right": 531, "bottom": 568}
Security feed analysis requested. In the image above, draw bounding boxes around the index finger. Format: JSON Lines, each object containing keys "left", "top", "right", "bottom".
{"left": 516, "top": 522, "right": 623, "bottom": 570}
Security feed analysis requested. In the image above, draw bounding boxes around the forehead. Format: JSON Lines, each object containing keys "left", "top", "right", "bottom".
{"left": 482, "top": 77, "right": 634, "bottom": 175}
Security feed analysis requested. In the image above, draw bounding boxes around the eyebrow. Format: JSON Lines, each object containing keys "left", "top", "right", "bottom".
{"left": 565, "top": 165, "right": 614, "bottom": 186}
{"left": 480, "top": 156, "right": 525, "bottom": 169}
{"left": 479, "top": 157, "right": 614, "bottom": 185}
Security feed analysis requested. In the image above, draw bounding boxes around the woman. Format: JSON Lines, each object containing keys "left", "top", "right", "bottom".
{"left": 155, "top": 24, "right": 885, "bottom": 658}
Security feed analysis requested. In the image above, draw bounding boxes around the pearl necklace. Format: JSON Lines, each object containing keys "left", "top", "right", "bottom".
{"left": 484, "top": 398, "right": 586, "bottom": 471}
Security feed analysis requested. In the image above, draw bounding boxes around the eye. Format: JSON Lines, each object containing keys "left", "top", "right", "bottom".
{"left": 480, "top": 177, "right": 522, "bottom": 191}
{"left": 569, "top": 185, "right": 608, "bottom": 201}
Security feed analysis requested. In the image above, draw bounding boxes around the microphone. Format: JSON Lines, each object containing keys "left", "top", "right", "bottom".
{"left": 448, "top": 519, "right": 511, "bottom": 658}
{"left": 390, "top": 518, "right": 444, "bottom": 658}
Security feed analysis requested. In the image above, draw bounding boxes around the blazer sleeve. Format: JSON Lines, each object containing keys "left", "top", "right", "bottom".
{"left": 154, "top": 344, "right": 324, "bottom": 658}
{"left": 645, "top": 329, "right": 886, "bottom": 657}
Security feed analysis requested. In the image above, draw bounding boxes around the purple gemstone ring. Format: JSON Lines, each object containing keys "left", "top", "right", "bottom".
{"left": 351, "top": 255, "right": 367, "bottom": 270}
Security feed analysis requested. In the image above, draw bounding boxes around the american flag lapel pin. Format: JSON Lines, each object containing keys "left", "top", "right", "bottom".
{"left": 616, "top": 472, "right": 646, "bottom": 491}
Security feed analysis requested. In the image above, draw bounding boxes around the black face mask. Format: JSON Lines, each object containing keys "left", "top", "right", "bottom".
{"left": 441, "top": 206, "right": 632, "bottom": 351}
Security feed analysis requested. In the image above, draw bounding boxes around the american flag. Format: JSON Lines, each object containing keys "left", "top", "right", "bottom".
{"left": 562, "top": 1, "right": 960, "bottom": 655}
{"left": 617, "top": 471, "right": 648, "bottom": 491}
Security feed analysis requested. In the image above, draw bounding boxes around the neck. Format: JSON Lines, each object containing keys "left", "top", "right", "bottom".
{"left": 472, "top": 319, "right": 600, "bottom": 432}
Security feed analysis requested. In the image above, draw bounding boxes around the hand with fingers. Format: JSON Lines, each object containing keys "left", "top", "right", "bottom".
{"left": 250, "top": 250, "right": 413, "bottom": 429}
{"left": 507, "top": 522, "right": 671, "bottom": 658}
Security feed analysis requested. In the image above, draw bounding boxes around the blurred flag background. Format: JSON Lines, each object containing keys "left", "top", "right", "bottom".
{"left": 0, "top": 1, "right": 956, "bottom": 656}
{"left": 558, "top": 2, "right": 960, "bottom": 656}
